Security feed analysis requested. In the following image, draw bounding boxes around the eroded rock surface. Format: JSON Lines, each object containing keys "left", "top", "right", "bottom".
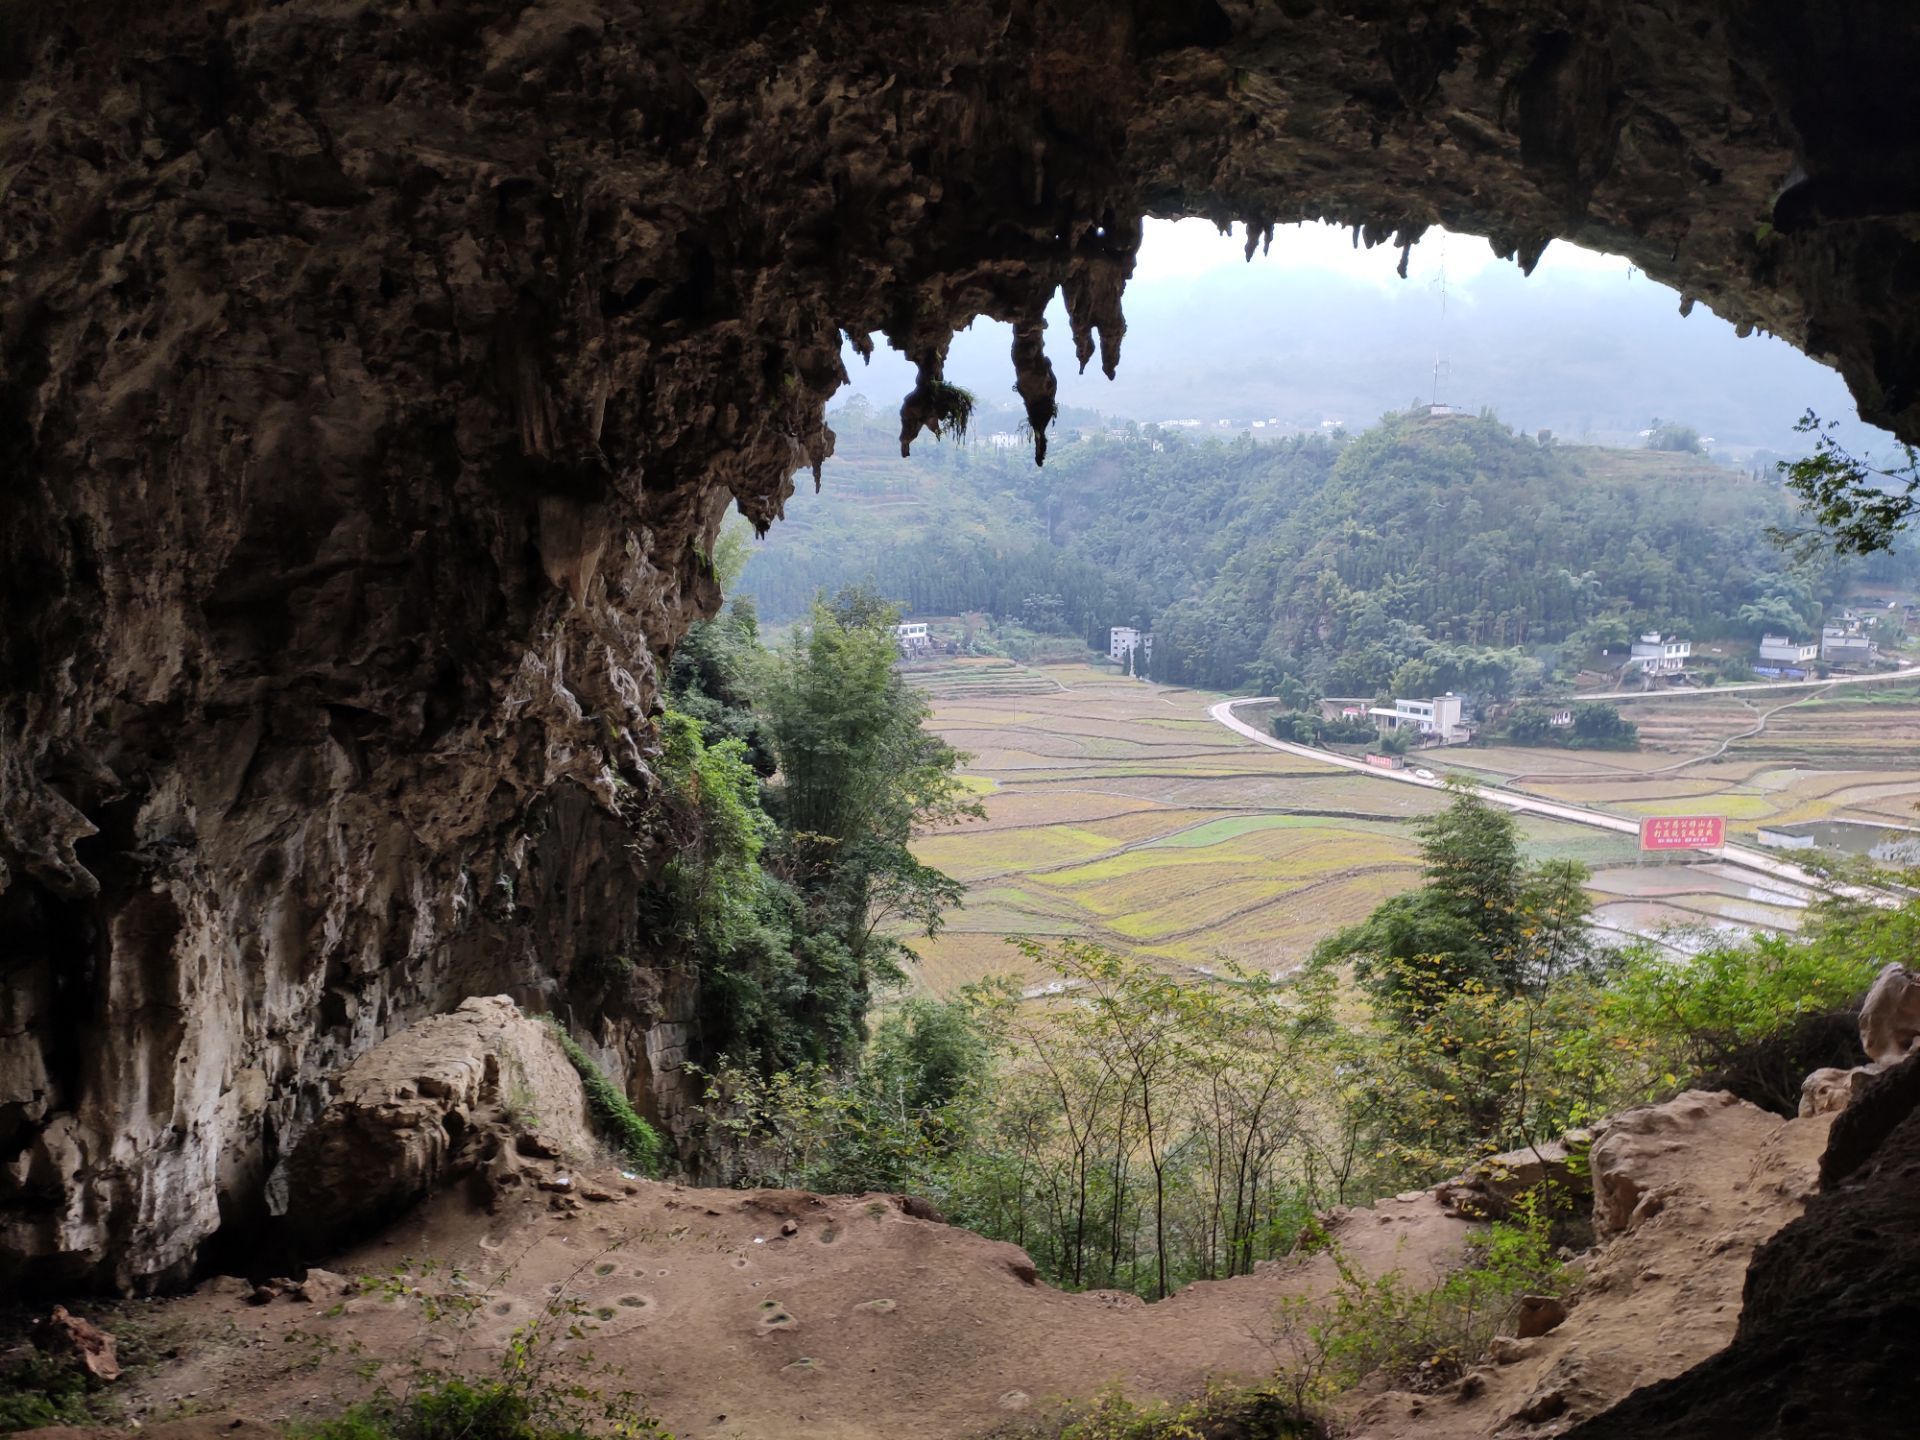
{"left": 284, "top": 995, "right": 596, "bottom": 1251}
{"left": 5, "top": 0, "right": 1920, "bottom": 1292}
{"left": 1859, "top": 961, "right": 1920, "bottom": 1065}
{"left": 1565, "top": 1054, "right": 1920, "bottom": 1439}
{"left": 1349, "top": 1090, "right": 1832, "bottom": 1440}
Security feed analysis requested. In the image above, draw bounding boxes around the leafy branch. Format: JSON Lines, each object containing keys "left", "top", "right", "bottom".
{"left": 1775, "top": 408, "right": 1920, "bottom": 556}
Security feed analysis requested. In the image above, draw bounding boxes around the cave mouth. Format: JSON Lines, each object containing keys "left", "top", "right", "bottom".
{"left": 840, "top": 217, "right": 1894, "bottom": 477}
{"left": 4, "top": 0, "right": 1920, "bottom": 1309}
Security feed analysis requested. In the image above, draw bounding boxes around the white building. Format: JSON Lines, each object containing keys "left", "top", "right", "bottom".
{"left": 1549, "top": 709, "right": 1574, "bottom": 727}
{"left": 892, "top": 621, "right": 931, "bottom": 656}
{"left": 1629, "top": 632, "right": 1691, "bottom": 672}
{"left": 1368, "top": 694, "right": 1467, "bottom": 743}
{"left": 1759, "top": 634, "right": 1819, "bottom": 665}
{"left": 1821, "top": 624, "right": 1877, "bottom": 667}
{"left": 1108, "top": 626, "right": 1153, "bottom": 668}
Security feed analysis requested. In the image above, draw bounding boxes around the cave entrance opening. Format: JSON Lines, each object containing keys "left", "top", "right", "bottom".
{"left": 834, "top": 218, "right": 1893, "bottom": 472}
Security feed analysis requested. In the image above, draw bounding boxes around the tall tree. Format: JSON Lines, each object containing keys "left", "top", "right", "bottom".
{"left": 759, "top": 594, "right": 982, "bottom": 1058}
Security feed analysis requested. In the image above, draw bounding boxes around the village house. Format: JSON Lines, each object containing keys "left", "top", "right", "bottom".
{"left": 1821, "top": 623, "right": 1877, "bottom": 667}
{"left": 1758, "top": 634, "right": 1820, "bottom": 666}
{"left": 1108, "top": 626, "right": 1153, "bottom": 668}
{"left": 1629, "top": 632, "right": 1691, "bottom": 673}
{"left": 1368, "top": 693, "right": 1468, "bottom": 744}
{"left": 891, "top": 621, "right": 932, "bottom": 657}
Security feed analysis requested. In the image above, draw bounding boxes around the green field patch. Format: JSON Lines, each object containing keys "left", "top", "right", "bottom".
{"left": 1141, "top": 813, "right": 1402, "bottom": 849}
{"left": 915, "top": 822, "right": 1146, "bottom": 878}
{"left": 1611, "top": 792, "right": 1775, "bottom": 820}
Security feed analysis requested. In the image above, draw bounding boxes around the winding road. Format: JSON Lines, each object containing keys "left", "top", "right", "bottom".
{"left": 1548, "top": 664, "right": 1920, "bottom": 702}
{"left": 1208, "top": 696, "right": 1873, "bottom": 900}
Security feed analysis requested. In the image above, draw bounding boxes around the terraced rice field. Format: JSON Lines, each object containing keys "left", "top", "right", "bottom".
{"left": 1441, "top": 682, "right": 1920, "bottom": 841}
{"left": 903, "top": 662, "right": 1797, "bottom": 999}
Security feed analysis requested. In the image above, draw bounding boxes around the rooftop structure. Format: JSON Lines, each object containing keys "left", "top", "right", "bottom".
{"left": 1759, "top": 634, "right": 1819, "bottom": 665}
{"left": 1820, "top": 624, "right": 1877, "bottom": 667}
{"left": 1629, "top": 632, "right": 1691, "bottom": 672}
{"left": 1368, "top": 693, "right": 1467, "bottom": 744}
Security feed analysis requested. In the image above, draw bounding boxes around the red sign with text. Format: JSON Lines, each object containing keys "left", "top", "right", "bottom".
{"left": 1640, "top": 815, "right": 1726, "bottom": 851}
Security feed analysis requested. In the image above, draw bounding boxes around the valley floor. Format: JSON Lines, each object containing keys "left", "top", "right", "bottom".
{"left": 903, "top": 663, "right": 1920, "bottom": 997}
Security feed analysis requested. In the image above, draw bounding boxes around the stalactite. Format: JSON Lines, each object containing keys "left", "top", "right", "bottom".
{"left": 1011, "top": 312, "right": 1058, "bottom": 466}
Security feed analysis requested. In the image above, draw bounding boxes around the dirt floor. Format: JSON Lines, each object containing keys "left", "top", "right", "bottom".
{"left": 96, "top": 1163, "right": 1467, "bottom": 1440}
{"left": 30, "top": 1089, "right": 1832, "bottom": 1440}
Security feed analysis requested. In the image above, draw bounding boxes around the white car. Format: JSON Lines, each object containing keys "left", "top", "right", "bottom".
{"left": 1413, "top": 768, "right": 1437, "bottom": 781}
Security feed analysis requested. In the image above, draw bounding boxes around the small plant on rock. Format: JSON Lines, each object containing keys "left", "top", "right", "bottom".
{"left": 1277, "top": 1194, "right": 1564, "bottom": 1397}
{"left": 540, "top": 1016, "right": 664, "bottom": 1177}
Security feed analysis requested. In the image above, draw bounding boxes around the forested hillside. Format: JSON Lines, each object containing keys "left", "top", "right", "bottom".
{"left": 740, "top": 401, "right": 1919, "bottom": 693}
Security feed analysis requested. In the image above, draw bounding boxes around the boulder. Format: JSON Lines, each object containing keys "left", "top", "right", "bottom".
{"left": 1859, "top": 962, "right": 1920, "bottom": 1065}
{"left": 1435, "top": 1132, "right": 1593, "bottom": 1220}
{"left": 283, "top": 997, "right": 597, "bottom": 1250}
{"left": 1515, "top": 1294, "right": 1569, "bottom": 1338}
{"left": 1488, "top": 1335, "right": 1538, "bottom": 1365}
{"left": 1565, "top": 1050, "right": 1920, "bottom": 1440}
{"left": 30, "top": 1307, "right": 119, "bottom": 1382}
{"left": 1798, "top": 1062, "right": 1886, "bottom": 1118}
{"left": 1589, "top": 1091, "right": 1779, "bottom": 1242}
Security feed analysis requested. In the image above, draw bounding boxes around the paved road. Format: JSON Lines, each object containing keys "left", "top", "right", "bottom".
{"left": 1208, "top": 697, "right": 1863, "bottom": 899}
{"left": 1553, "top": 665, "right": 1920, "bottom": 703}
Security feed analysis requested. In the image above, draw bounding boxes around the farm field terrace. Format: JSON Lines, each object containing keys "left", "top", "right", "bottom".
{"left": 1433, "top": 682, "right": 1920, "bottom": 838}
{"left": 901, "top": 662, "right": 1781, "bottom": 1000}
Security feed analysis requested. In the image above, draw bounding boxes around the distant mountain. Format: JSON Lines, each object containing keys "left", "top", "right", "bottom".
{"left": 740, "top": 405, "right": 1918, "bottom": 696}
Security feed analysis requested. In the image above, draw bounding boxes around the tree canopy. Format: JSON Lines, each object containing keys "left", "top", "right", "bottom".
{"left": 740, "top": 406, "right": 1916, "bottom": 693}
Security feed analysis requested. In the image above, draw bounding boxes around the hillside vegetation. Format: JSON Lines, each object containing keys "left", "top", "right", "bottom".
{"left": 741, "top": 403, "right": 1918, "bottom": 693}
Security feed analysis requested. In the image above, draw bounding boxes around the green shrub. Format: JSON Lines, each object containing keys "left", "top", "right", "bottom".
{"left": 300, "top": 1356, "right": 670, "bottom": 1440}
{"left": 540, "top": 1018, "right": 664, "bottom": 1177}
{"left": 1598, "top": 911, "right": 1890, "bottom": 1096}
{"left": 1288, "top": 1197, "right": 1563, "bottom": 1395}
{"left": 0, "top": 1353, "right": 112, "bottom": 1434}
{"left": 304, "top": 1379, "right": 575, "bottom": 1440}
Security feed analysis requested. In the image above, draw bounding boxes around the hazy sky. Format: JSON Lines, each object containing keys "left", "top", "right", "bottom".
{"left": 839, "top": 219, "right": 1889, "bottom": 459}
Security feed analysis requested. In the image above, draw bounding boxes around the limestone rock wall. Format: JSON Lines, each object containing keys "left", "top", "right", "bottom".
{"left": 4, "top": 0, "right": 1920, "bottom": 1292}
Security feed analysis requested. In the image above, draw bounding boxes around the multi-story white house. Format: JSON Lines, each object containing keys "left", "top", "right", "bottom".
{"left": 1759, "top": 634, "right": 1820, "bottom": 665}
{"left": 891, "top": 621, "right": 932, "bottom": 656}
{"left": 1368, "top": 694, "right": 1467, "bottom": 743}
{"left": 1629, "top": 632, "right": 1691, "bottom": 672}
{"left": 1108, "top": 626, "right": 1153, "bottom": 667}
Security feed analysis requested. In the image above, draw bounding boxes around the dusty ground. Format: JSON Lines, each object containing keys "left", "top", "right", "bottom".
{"left": 28, "top": 1089, "right": 1830, "bottom": 1440}
{"left": 103, "top": 1163, "right": 1468, "bottom": 1440}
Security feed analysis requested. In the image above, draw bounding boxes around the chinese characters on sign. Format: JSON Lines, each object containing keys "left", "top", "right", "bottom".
{"left": 1639, "top": 815, "right": 1727, "bottom": 852}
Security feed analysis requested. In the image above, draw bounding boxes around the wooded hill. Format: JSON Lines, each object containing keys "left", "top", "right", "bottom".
{"left": 739, "top": 401, "right": 1919, "bottom": 694}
